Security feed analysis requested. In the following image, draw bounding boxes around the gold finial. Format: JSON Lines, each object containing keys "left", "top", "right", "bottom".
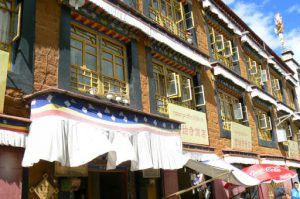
{"left": 274, "top": 12, "right": 287, "bottom": 52}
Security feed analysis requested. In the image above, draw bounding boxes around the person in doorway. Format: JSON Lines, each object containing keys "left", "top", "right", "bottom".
{"left": 291, "top": 182, "right": 300, "bottom": 199}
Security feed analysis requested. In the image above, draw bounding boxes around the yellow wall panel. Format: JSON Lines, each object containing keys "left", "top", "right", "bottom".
{"left": 0, "top": 50, "right": 9, "bottom": 113}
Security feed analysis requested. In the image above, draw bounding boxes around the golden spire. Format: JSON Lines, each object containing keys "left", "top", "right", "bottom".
{"left": 274, "top": 12, "right": 287, "bottom": 52}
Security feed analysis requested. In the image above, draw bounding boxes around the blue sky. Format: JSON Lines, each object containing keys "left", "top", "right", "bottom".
{"left": 223, "top": 0, "right": 300, "bottom": 63}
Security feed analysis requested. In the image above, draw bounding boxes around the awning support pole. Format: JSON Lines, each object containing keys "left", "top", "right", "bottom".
{"left": 162, "top": 171, "right": 231, "bottom": 199}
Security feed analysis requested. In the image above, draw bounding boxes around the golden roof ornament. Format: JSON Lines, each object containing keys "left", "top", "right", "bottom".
{"left": 274, "top": 12, "right": 287, "bottom": 52}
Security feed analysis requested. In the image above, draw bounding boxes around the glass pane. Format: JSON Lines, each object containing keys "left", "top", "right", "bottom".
{"left": 110, "top": 84, "right": 121, "bottom": 93}
{"left": 103, "top": 52, "right": 113, "bottom": 61}
{"left": 71, "top": 47, "right": 83, "bottom": 66}
{"left": 161, "top": 1, "right": 166, "bottom": 16}
{"left": 159, "top": 75, "right": 166, "bottom": 96}
{"left": 78, "top": 75, "right": 91, "bottom": 85}
{"left": 103, "top": 60, "right": 113, "bottom": 77}
{"left": 12, "top": 3, "right": 20, "bottom": 41}
{"left": 116, "top": 65, "right": 124, "bottom": 80}
{"left": 115, "top": 57, "right": 124, "bottom": 65}
{"left": 86, "top": 53, "right": 97, "bottom": 71}
{"left": 0, "top": 9, "right": 11, "bottom": 44}
{"left": 152, "top": 0, "right": 158, "bottom": 9}
{"left": 86, "top": 45, "right": 96, "bottom": 54}
{"left": 71, "top": 38, "right": 83, "bottom": 48}
{"left": 167, "top": 3, "right": 172, "bottom": 19}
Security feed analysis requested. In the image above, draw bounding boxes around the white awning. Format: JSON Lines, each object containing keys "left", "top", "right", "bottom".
{"left": 293, "top": 114, "right": 300, "bottom": 122}
{"left": 202, "top": 0, "right": 241, "bottom": 35}
{"left": 277, "top": 103, "right": 294, "bottom": 115}
{"left": 185, "top": 159, "right": 261, "bottom": 186}
{"left": 22, "top": 116, "right": 187, "bottom": 170}
{"left": 286, "top": 75, "right": 298, "bottom": 86}
{"left": 213, "top": 64, "right": 253, "bottom": 92}
{"left": 0, "top": 129, "right": 27, "bottom": 148}
{"left": 286, "top": 160, "right": 300, "bottom": 168}
{"left": 241, "top": 35, "right": 268, "bottom": 59}
{"left": 224, "top": 155, "right": 259, "bottom": 165}
{"left": 183, "top": 151, "right": 219, "bottom": 162}
{"left": 268, "top": 59, "right": 288, "bottom": 76}
{"left": 260, "top": 158, "right": 286, "bottom": 166}
{"left": 89, "top": 0, "right": 210, "bottom": 67}
{"left": 251, "top": 88, "right": 277, "bottom": 106}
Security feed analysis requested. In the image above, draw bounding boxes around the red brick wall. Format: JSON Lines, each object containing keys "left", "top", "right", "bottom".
{"left": 192, "top": 0, "right": 209, "bottom": 56}
{"left": 138, "top": 34, "right": 150, "bottom": 113}
{"left": 34, "top": 0, "right": 60, "bottom": 91}
{"left": 3, "top": 88, "right": 29, "bottom": 118}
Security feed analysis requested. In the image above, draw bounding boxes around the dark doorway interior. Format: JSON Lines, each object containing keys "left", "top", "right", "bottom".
{"left": 98, "top": 172, "right": 127, "bottom": 199}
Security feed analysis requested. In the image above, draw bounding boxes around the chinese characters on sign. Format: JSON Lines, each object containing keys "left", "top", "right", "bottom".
{"left": 168, "top": 103, "right": 209, "bottom": 145}
{"left": 231, "top": 122, "right": 252, "bottom": 151}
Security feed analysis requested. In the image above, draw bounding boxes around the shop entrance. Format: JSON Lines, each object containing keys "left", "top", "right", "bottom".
{"left": 89, "top": 171, "right": 128, "bottom": 199}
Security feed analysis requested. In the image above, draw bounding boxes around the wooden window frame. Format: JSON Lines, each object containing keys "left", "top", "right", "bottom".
{"left": 153, "top": 60, "right": 195, "bottom": 114}
{"left": 287, "top": 86, "right": 296, "bottom": 110}
{"left": 255, "top": 107, "right": 273, "bottom": 142}
{"left": 101, "top": 37, "right": 128, "bottom": 98}
{"left": 0, "top": 0, "right": 22, "bottom": 71}
{"left": 70, "top": 23, "right": 129, "bottom": 100}
{"left": 208, "top": 26, "right": 238, "bottom": 71}
{"left": 270, "top": 73, "right": 282, "bottom": 101}
{"left": 246, "top": 55, "right": 265, "bottom": 88}
{"left": 218, "top": 90, "right": 244, "bottom": 131}
{"left": 149, "top": 0, "right": 192, "bottom": 40}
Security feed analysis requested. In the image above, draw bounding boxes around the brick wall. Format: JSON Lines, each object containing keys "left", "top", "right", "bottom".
{"left": 192, "top": 0, "right": 209, "bottom": 56}
{"left": 138, "top": 34, "right": 151, "bottom": 113}
{"left": 4, "top": 88, "right": 29, "bottom": 118}
{"left": 34, "top": 0, "right": 60, "bottom": 91}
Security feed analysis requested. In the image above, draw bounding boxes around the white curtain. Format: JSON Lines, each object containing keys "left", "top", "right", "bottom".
{"left": 23, "top": 116, "right": 187, "bottom": 170}
{"left": 0, "top": 6, "right": 11, "bottom": 45}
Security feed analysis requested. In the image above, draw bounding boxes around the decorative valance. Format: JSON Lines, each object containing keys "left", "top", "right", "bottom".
{"left": 223, "top": 155, "right": 259, "bottom": 165}
{"left": 277, "top": 103, "right": 294, "bottom": 115}
{"left": 260, "top": 156, "right": 286, "bottom": 166}
{"left": 202, "top": 0, "right": 241, "bottom": 35}
{"left": 251, "top": 88, "right": 277, "bottom": 106}
{"left": 22, "top": 93, "right": 187, "bottom": 170}
{"left": 213, "top": 63, "right": 252, "bottom": 92}
{"left": 286, "top": 160, "right": 300, "bottom": 168}
{"left": 0, "top": 117, "right": 29, "bottom": 148}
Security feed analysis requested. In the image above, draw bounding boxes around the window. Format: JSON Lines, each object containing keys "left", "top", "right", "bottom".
{"left": 270, "top": 74, "right": 282, "bottom": 101}
{"left": 254, "top": 107, "right": 273, "bottom": 141}
{"left": 153, "top": 61, "right": 197, "bottom": 114}
{"left": 0, "top": 0, "right": 22, "bottom": 70}
{"left": 287, "top": 87, "right": 295, "bottom": 110}
{"left": 208, "top": 26, "right": 239, "bottom": 71}
{"left": 218, "top": 90, "right": 245, "bottom": 131}
{"left": 121, "top": 0, "right": 137, "bottom": 8}
{"left": 278, "top": 121, "right": 293, "bottom": 149}
{"left": 246, "top": 56, "right": 267, "bottom": 88}
{"left": 70, "top": 24, "right": 128, "bottom": 99}
{"left": 149, "top": 0, "right": 192, "bottom": 40}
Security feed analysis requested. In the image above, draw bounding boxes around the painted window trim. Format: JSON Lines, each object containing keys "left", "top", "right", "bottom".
{"left": 0, "top": 0, "right": 22, "bottom": 71}
{"left": 69, "top": 22, "right": 129, "bottom": 100}
{"left": 215, "top": 81, "right": 249, "bottom": 139}
{"left": 253, "top": 105, "right": 277, "bottom": 148}
{"left": 207, "top": 25, "right": 240, "bottom": 74}
{"left": 152, "top": 59, "right": 196, "bottom": 115}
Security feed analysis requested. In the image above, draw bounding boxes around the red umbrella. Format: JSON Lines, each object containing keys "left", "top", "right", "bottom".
{"left": 243, "top": 164, "right": 297, "bottom": 183}
{"left": 225, "top": 164, "right": 297, "bottom": 189}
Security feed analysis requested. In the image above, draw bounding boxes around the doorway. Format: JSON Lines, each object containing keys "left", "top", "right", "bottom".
{"left": 89, "top": 171, "right": 128, "bottom": 199}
